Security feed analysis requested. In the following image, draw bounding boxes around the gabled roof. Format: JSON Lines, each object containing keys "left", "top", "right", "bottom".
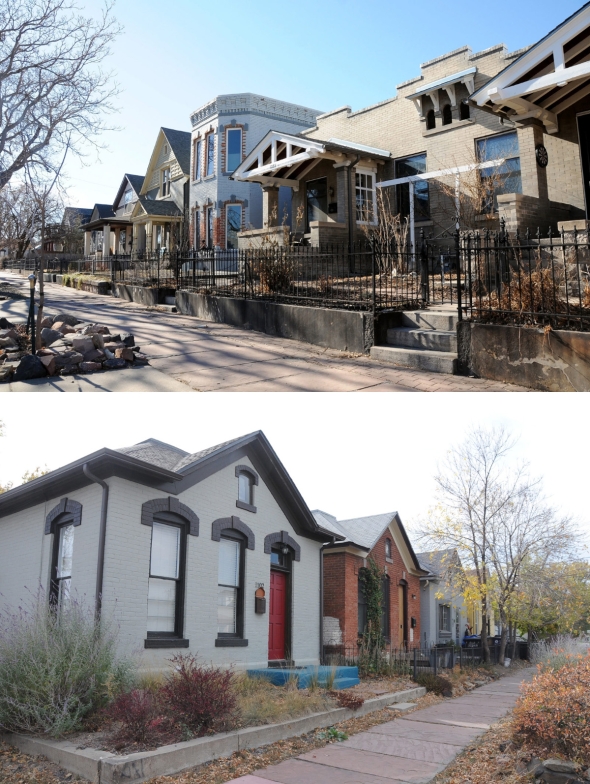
{"left": 132, "top": 197, "right": 183, "bottom": 218}
{"left": 113, "top": 174, "right": 145, "bottom": 210}
{"left": 0, "top": 432, "right": 337, "bottom": 544}
{"left": 314, "top": 509, "right": 425, "bottom": 574}
{"left": 140, "top": 128, "right": 192, "bottom": 198}
{"left": 470, "top": 4, "right": 590, "bottom": 133}
{"left": 91, "top": 203, "right": 116, "bottom": 221}
{"left": 62, "top": 207, "right": 93, "bottom": 227}
{"left": 416, "top": 548, "right": 461, "bottom": 578}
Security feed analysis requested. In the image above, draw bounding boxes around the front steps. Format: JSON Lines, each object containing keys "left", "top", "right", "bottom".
{"left": 371, "top": 309, "right": 459, "bottom": 375}
{"left": 247, "top": 665, "right": 360, "bottom": 690}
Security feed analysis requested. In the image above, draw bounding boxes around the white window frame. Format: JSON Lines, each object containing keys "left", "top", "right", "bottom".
{"left": 225, "top": 203, "right": 242, "bottom": 249}
{"left": 161, "top": 167, "right": 171, "bottom": 198}
{"left": 206, "top": 132, "right": 216, "bottom": 178}
{"left": 225, "top": 127, "right": 243, "bottom": 173}
{"left": 194, "top": 138, "right": 202, "bottom": 181}
{"left": 355, "top": 167, "right": 377, "bottom": 225}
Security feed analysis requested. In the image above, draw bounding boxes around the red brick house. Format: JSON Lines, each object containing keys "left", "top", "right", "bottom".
{"left": 314, "top": 510, "right": 427, "bottom": 653}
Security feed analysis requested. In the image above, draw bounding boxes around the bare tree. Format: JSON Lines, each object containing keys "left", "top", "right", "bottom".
{"left": 0, "top": 0, "right": 121, "bottom": 189}
{"left": 420, "top": 426, "right": 579, "bottom": 664}
{"left": 360, "top": 187, "right": 410, "bottom": 274}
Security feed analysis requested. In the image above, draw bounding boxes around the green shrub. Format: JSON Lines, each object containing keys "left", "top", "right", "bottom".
{"left": 0, "top": 590, "right": 134, "bottom": 736}
{"left": 415, "top": 672, "right": 453, "bottom": 696}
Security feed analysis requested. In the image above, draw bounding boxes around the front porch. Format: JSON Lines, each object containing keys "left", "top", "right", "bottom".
{"left": 231, "top": 131, "right": 391, "bottom": 248}
{"left": 84, "top": 220, "right": 133, "bottom": 258}
{"left": 131, "top": 197, "right": 183, "bottom": 253}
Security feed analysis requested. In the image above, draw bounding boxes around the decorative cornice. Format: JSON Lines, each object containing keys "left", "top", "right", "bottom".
{"left": 264, "top": 530, "right": 301, "bottom": 561}
{"left": 45, "top": 498, "right": 82, "bottom": 535}
{"left": 141, "top": 497, "right": 199, "bottom": 536}
{"left": 211, "top": 515, "right": 255, "bottom": 550}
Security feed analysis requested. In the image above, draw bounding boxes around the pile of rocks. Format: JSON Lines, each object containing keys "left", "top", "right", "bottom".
{"left": 518, "top": 757, "right": 590, "bottom": 784}
{"left": 0, "top": 312, "right": 149, "bottom": 382}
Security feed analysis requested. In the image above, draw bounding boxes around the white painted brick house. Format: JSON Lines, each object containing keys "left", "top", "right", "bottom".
{"left": 189, "top": 93, "right": 322, "bottom": 250}
{"left": 0, "top": 432, "right": 336, "bottom": 671}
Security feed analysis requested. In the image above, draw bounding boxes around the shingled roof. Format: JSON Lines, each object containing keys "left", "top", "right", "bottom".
{"left": 416, "top": 548, "right": 461, "bottom": 578}
{"left": 135, "top": 197, "right": 182, "bottom": 217}
{"left": 161, "top": 127, "right": 192, "bottom": 176}
{"left": 115, "top": 439, "right": 189, "bottom": 471}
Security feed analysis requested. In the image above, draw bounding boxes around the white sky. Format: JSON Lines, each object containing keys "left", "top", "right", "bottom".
{"left": 0, "top": 393, "right": 588, "bottom": 547}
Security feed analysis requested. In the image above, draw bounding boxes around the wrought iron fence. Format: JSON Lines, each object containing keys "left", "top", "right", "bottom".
{"left": 460, "top": 225, "right": 590, "bottom": 331}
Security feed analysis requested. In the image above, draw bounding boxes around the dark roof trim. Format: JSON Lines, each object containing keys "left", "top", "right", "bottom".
{"left": 0, "top": 449, "right": 180, "bottom": 519}
{"left": 393, "top": 512, "right": 429, "bottom": 574}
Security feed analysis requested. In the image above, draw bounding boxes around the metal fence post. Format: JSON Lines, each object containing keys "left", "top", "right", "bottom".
{"left": 420, "top": 230, "right": 428, "bottom": 306}
{"left": 455, "top": 229, "right": 462, "bottom": 321}
{"left": 413, "top": 648, "right": 417, "bottom": 680}
{"left": 459, "top": 645, "right": 463, "bottom": 671}
{"left": 371, "top": 239, "right": 376, "bottom": 324}
{"left": 434, "top": 648, "right": 437, "bottom": 677}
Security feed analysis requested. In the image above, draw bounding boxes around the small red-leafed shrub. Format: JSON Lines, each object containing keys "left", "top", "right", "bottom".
{"left": 107, "top": 689, "right": 167, "bottom": 745}
{"left": 161, "top": 654, "right": 238, "bottom": 735}
{"left": 513, "top": 655, "right": 590, "bottom": 763}
{"left": 332, "top": 691, "right": 365, "bottom": 710}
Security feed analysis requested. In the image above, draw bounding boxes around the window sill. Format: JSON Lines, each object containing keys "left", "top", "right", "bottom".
{"left": 386, "top": 557, "right": 393, "bottom": 564}
{"left": 204, "top": 175, "right": 216, "bottom": 181}
{"left": 236, "top": 500, "right": 256, "bottom": 513}
{"left": 422, "top": 119, "right": 474, "bottom": 137}
{"left": 144, "top": 638, "right": 190, "bottom": 649}
{"left": 215, "top": 638, "right": 249, "bottom": 647}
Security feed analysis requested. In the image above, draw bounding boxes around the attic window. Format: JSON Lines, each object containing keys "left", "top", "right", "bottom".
{"left": 385, "top": 538, "right": 392, "bottom": 561}
{"left": 235, "top": 465, "right": 259, "bottom": 513}
{"left": 164, "top": 144, "right": 169, "bottom": 155}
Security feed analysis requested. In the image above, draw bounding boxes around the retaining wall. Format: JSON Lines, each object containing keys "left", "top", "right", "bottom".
{"left": 458, "top": 322, "right": 590, "bottom": 391}
{"left": 175, "top": 291, "right": 375, "bottom": 354}
{"left": 113, "top": 284, "right": 175, "bottom": 307}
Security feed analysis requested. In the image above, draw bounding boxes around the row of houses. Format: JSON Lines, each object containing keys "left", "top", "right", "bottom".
{"left": 0, "top": 430, "right": 490, "bottom": 671}
{"left": 62, "top": 4, "right": 590, "bottom": 259}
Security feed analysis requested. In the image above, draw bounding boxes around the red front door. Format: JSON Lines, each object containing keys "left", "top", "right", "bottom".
{"left": 269, "top": 570, "right": 287, "bottom": 660}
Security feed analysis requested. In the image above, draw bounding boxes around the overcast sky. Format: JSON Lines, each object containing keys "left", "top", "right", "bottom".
{"left": 61, "top": 0, "right": 584, "bottom": 208}
{"left": 1, "top": 394, "right": 588, "bottom": 549}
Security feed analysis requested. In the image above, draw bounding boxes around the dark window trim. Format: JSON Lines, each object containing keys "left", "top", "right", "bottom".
{"left": 211, "top": 515, "right": 255, "bottom": 549}
{"left": 145, "top": 638, "right": 190, "bottom": 648}
{"left": 264, "top": 530, "right": 301, "bottom": 562}
{"left": 141, "top": 497, "right": 199, "bottom": 536}
{"left": 217, "top": 528, "right": 246, "bottom": 641}
{"left": 49, "top": 518, "right": 75, "bottom": 606}
{"left": 235, "top": 465, "right": 258, "bottom": 512}
{"left": 145, "top": 512, "right": 189, "bottom": 643}
{"left": 215, "top": 638, "right": 249, "bottom": 647}
{"left": 45, "top": 497, "right": 82, "bottom": 535}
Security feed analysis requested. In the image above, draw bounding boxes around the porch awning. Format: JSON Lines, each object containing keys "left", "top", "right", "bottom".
{"left": 131, "top": 197, "right": 183, "bottom": 220}
{"left": 231, "top": 131, "right": 391, "bottom": 190}
{"left": 471, "top": 5, "right": 590, "bottom": 133}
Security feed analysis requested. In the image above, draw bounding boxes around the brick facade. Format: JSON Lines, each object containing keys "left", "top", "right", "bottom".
{"left": 323, "top": 527, "right": 421, "bottom": 652}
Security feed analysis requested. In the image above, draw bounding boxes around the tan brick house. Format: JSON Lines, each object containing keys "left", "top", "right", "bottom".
{"left": 313, "top": 510, "right": 426, "bottom": 653}
{"left": 234, "top": 5, "right": 590, "bottom": 246}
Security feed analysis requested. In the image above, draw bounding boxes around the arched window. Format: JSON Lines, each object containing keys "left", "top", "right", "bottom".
{"left": 385, "top": 538, "right": 392, "bottom": 560}
{"left": 460, "top": 101, "right": 471, "bottom": 121}
{"left": 235, "top": 465, "right": 259, "bottom": 513}
{"left": 442, "top": 104, "right": 453, "bottom": 126}
{"left": 426, "top": 109, "right": 436, "bottom": 130}
{"left": 217, "top": 529, "right": 247, "bottom": 645}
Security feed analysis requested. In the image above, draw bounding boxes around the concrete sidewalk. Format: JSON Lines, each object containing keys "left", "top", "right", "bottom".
{"left": 225, "top": 669, "right": 535, "bottom": 784}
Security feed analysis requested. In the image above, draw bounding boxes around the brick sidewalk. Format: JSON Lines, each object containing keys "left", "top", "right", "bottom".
{"left": 0, "top": 273, "right": 530, "bottom": 392}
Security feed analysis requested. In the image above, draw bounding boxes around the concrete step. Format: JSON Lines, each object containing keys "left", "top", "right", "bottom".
{"left": 370, "top": 344, "right": 458, "bottom": 374}
{"left": 387, "top": 327, "right": 457, "bottom": 353}
{"left": 401, "top": 310, "right": 459, "bottom": 332}
{"left": 386, "top": 702, "right": 417, "bottom": 713}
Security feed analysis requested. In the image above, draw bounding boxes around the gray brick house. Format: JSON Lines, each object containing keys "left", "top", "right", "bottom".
{"left": 0, "top": 432, "right": 337, "bottom": 671}
{"left": 188, "top": 94, "right": 322, "bottom": 250}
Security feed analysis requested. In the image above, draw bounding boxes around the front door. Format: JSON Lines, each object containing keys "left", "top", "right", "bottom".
{"left": 577, "top": 113, "right": 590, "bottom": 217}
{"left": 306, "top": 177, "right": 328, "bottom": 231}
{"left": 269, "top": 570, "right": 287, "bottom": 660}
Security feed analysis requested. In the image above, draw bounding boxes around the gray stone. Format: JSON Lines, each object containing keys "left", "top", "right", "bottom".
{"left": 104, "top": 348, "right": 115, "bottom": 359}
{"left": 40, "top": 327, "right": 62, "bottom": 347}
{"left": 80, "top": 362, "right": 102, "bottom": 373}
{"left": 133, "top": 353, "right": 149, "bottom": 365}
{"left": 0, "top": 317, "right": 15, "bottom": 329}
{"left": 52, "top": 312, "right": 79, "bottom": 326}
{"left": 527, "top": 757, "right": 546, "bottom": 776}
{"left": 83, "top": 348, "right": 105, "bottom": 363}
{"left": 104, "top": 341, "right": 125, "bottom": 352}
{"left": 54, "top": 351, "right": 84, "bottom": 368}
{"left": 38, "top": 355, "right": 56, "bottom": 376}
{"left": 107, "top": 333, "right": 121, "bottom": 342}
{"left": 59, "top": 364, "right": 79, "bottom": 375}
{"left": 72, "top": 336, "right": 95, "bottom": 354}
{"left": 115, "top": 347, "right": 135, "bottom": 362}
{"left": 545, "top": 761, "right": 582, "bottom": 774}
{"left": 14, "top": 354, "right": 47, "bottom": 381}
{"left": 40, "top": 316, "right": 53, "bottom": 329}
{"left": 104, "top": 358, "right": 126, "bottom": 369}
{"left": 91, "top": 333, "right": 105, "bottom": 350}
{"left": 120, "top": 332, "right": 135, "bottom": 347}
{"left": 0, "top": 328, "right": 19, "bottom": 341}
{"left": 59, "top": 324, "right": 76, "bottom": 335}
{"left": 0, "top": 365, "right": 15, "bottom": 382}
{"left": 540, "top": 771, "right": 585, "bottom": 784}
{"left": 0, "top": 337, "right": 18, "bottom": 349}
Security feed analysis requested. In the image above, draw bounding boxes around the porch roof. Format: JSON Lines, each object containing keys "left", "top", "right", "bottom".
{"left": 231, "top": 130, "right": 391, "bottom": 190}
{"left": 132, "top": 197, "right": 183, "bottom": 220}
{"left": 470, "top": 3, "right": 590, "bottom": 133}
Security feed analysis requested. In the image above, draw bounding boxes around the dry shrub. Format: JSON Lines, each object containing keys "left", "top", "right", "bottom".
{"left": 332, "top": 691, "right": 365, "bottom": 710}
{"left": 235, "top": 674, "right": 333, "bottom": 726}
{"left": 415, "top": 673, "right": 453, "bottom": 697}
{"left": 255, "top": 252, "right": 296, "bottom": 294}
{"left": 584, "top": 284, "right": 590, "bottom": 309}
{"left": 513, "top": 654, "right": 590, "bottom": 763}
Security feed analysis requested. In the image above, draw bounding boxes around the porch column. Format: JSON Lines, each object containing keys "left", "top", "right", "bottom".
{"left": 517, "top": 124, "right": 549, "bottom": 203}
{"left": 262, "top": 186, "right": 280, "bottom": 227}
{"left": 132, "top": 223, "right": 138, "bottom": 254}
{"left": 84, "top": 231, "right": 91, "bottom": 256}
{"left": 146, "top": 221, "right": 153, "bottom": 252}
{"left": 333, "top": 162, "right": 351, "bottom": 227}
{"left": 103, "top": 224, "right": 111, "bottom": 258}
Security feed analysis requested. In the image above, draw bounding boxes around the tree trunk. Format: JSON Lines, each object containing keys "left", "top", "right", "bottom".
{"left": 498, "top": 608, "right": 508, "bottom": 665}
{"left": 481, "top": 562, "right": 490, "bottom": 663}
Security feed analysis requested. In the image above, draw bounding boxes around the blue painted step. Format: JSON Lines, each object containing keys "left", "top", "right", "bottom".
{"left": 246, "top": 665, "right": 360, "bottom": 690}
